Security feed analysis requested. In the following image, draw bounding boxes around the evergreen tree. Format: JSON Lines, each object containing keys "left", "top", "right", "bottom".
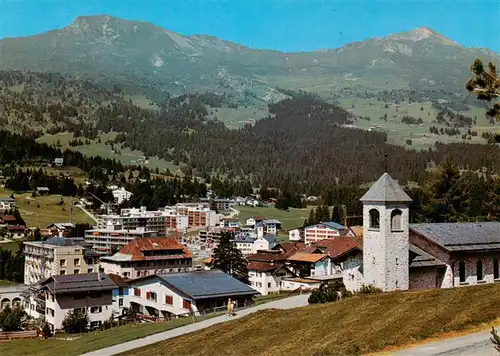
{"left": 331, "top": 206, "right": 342, "bottom": 223}
{"left": 212, "top": 232, "right": 249, "bottom": 284}
{"left": 62, "top": 309, "right": 89, "bottom": 334}
{"left": 306, "top": 208, "right": 315, "bottom": 226}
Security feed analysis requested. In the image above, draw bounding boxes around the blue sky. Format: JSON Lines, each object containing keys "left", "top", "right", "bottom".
{"left": 1, "top": 0, "right": 499, "bottom": 52}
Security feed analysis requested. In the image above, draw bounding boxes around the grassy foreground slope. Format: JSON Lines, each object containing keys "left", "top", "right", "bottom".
{"left": 122, "top": 283, "right": 500, "bottom": 356}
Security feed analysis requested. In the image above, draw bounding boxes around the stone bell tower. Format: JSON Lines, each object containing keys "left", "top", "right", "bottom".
{"left": 360, "top": 173, "right": 412, "bottom": 292}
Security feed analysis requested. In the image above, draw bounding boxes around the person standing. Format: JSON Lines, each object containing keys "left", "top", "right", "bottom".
{"left": 226, "top": 298, "right": 232, "bottom": 315}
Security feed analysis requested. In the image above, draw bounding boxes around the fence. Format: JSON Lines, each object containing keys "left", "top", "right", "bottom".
{"left": 0, "top": 330, "right": 38, "bottom": 340}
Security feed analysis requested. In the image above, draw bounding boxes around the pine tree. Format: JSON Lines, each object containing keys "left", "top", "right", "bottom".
{"left": 331, "top": 206, "right": 342, "bottom": 223}
{"left": 212, "top": 232, "right": 249, "bottom": 284}
{"left": 306, "top": 208, "right": 315, "bottom": 226}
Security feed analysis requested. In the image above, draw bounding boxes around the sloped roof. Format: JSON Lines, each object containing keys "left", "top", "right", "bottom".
{"left": 360, "top": 173, "right": 412, "bottom": 203}
{"left": 156, "top": 270, "right": 258, "bottom": 299}
{"left": 44, "top": 236, "right": 80, "bottom": 246}
{"left": 41, "top": 273, "right": 116, "bottom": 294}
{"left": 247, "top": 261, "right": 282, "bottom": 272}
{"left": 349, "top": 226, "right": 363, "bottom": 238}
{"left": 107, "top": 273, "right": 131, "bottom": 287}
{"left": 288, "top": 252, "right": 328, "bottom": 263}
{"left": 273, "top": 242, "right": 306, "bottom": 253}
{"left": 409, "top": 244, "right": 446, "bottom": 268}
{"left": 117, "top": 237, "right": 192, "bottom": 261}
{"left": 410, "top": 222, "right": 500, "bottom": 251}
{"left": 0, "top": 215, "right": 17, "bottom": 222}
{"left": 313, "top": 238, "right": 362, "bottom": 260}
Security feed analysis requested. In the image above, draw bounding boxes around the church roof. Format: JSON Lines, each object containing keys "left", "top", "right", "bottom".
{"left": 410, "top": 222, "right": 500, "bottom": 251}
{"left": 360, "top": 173, "right": 412, "bottom": 203}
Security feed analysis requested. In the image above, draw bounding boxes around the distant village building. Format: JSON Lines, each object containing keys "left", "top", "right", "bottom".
{"left": 100, "top": 237, "right": 193, "bottom": 279}
{"left": 0, "top": 198, "right": 16, "bottom": 213}
{"left": 54, "top": 158, "right": 64, "bottom": 166}
{"left": 24, "top": 237, "right": 100, "bottom": 285}
{"left": 36, "top": 187, "right": 50, "bottom": 195}
{"left": 112, "top": 187, "right": 132, "bottom": 205}
{"left": 84, "top": 225, "right": 155, "bottom": 254}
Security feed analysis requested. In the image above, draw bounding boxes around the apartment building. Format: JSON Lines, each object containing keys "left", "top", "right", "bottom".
{"left": 26, "top": 273, "right": 116, "bottom": 332}
{"left": 97, "top": 207, "right": 168, "bottom": 235}
{"left": 174, "top": 204, "right": 217, "bottom": 228}
{"left": 24, "top": 237, "right": 99, "bottom": 285}
{"left": 84, "top": 225, "right": 155, "bottom": 254}
{"left": 304, "top": 222, "right": 351, "bottom": 244}
{"left": 164, "top": 214, "right": 189, "bottom": 232}
{"left": 100, "top": 237, "right": 193, "bottom": 279}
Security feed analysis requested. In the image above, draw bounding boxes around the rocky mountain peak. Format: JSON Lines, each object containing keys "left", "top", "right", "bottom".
{"left": 388, "top": 27, "right": 459, "bottom": 46}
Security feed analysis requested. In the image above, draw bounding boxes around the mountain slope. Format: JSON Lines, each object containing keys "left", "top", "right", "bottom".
{"left": 1, "top": 15, "right": 499, "bottom": 101}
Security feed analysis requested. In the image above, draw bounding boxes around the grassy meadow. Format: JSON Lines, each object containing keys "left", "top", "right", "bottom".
{"left": 120, "top": 283, "right": 500, "bottom": 356}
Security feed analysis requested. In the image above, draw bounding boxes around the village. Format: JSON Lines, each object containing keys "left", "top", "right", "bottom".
{"left": 0, "top": 172, "right": 498, "bottom": 344}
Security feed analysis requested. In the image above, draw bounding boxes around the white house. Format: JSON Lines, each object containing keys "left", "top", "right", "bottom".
{"left": 288, "top": 228, "right": 303, "bottom": 241}
{"left": 127, "top": 270, "right": 258, "bottom": 319}
{"left": 248, "top": 263, "right": 296, "bottom": 295}
{"left": 253, "top": 235, "right": 276, "bottom": 252}
{"left": 245, "top": 216, "right": 265, "bottom": 227}
{"left": 262, "top": 219, "right": 282, "bottom": 235}
{"left": 112, "top": 188, "right": 133, "bottom": 205}
{"left": 25, "top": 273, "right": 116, "bottom": 332}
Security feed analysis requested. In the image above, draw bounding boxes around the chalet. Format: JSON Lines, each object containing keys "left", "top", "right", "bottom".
{"left": 46, "top": 222, "right": 74, "bottom": 237}
{"left": 25, "top": 273, "right": 116, "bottom": 332}
{"left": 245, "top": 216, "right": 266, "bottom": 227}
{"left": 100, "top": 237, "right": 193, "bottom": 279}
{"left": 288, "top": 227, "right": 304, "bottom": 242}
{"left": 219, "top": 217, "right": 241, "bottom": 229}
{"left": 0, "top": 198, "right": 16, "bottom": 213}
{"left": 5, "top": 225, "right": 26, "bottom": 239}
{"left": 248, "top": 263, "right": 295, "bottom": 295}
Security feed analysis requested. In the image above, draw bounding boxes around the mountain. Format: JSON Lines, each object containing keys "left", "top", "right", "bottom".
{"left": 1, "top": 15, "right": 499, "bottom": 102}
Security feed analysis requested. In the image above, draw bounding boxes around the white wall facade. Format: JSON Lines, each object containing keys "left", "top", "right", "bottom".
{"left": 304, "top": 225, "right": 341, "bottom": 245}
{"left": 288, "top": 229, "right": 303, "bottom": 241}
{"left": 362, "top": 202, "right": 409, "bottom": 292}
{"left": 248, "top": 268, "right": 294, "bottom": 295}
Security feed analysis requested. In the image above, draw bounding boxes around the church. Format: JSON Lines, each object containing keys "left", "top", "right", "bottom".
{"left": 341, "top": 173, "right": 500, "bottom": 292}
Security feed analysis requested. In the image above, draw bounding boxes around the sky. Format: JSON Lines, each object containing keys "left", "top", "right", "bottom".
{"left": 1, "top": 0, "right": 499, "bottom": 52}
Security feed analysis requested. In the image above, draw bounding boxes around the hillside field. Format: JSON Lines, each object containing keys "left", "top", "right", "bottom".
{"left": 120, "top": 283, "right": 500, "bottom": 356}
{"left": 0, "top": 187, "right": 94, "bottom": 228}
{"left": 36, "top": 133, "right": 185, "bottom": 175}
{"left": 235, "top": 205, "right": 309, "bottom": 231}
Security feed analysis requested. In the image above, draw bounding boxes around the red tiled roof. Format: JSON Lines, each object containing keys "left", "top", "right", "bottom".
{"left": 107, "top": 273, "right": 131, "bottom": 287}
{"left": 313, "top": 238, "right": 361, "bottom": 260}
{"left": 0, "top": 215, "right": 17, "bottom": 222}
{"left": 6, "top": 225, "right": 26, "bottom": 231}
{"left": 287, "top": 252, "right": 328, "bottom": 263}
{"left": 247, "top": 261, "right": 282, "bottom": 272}
{"left": 274, "top": 242, "right": 306, "bottom": 253}
{"left": 118, "top": 237, "right": 192, "bottom": 261}
{"left": 247, "top": 251, "right": 289, "bottom": 263}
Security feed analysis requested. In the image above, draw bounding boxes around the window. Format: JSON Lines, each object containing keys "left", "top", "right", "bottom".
{"left": 459, "top": 261, "right": 466, "bottom": 283}
{"left": 118, "top": 287, "right": 124, "bottom": 296}
{"left": 165, "top": 295, "right": 173, "bottom": 305}
{"left": 60, "top": 259, "right": 67, "bottom": 267}
{"left": 74, "top": 269, "right": 80, "bottom": 274}
{"left": 183, "top": 299, "right": 191, "bottom": 310}
{"left": 60, "top": 270, "right": 66, "bottom": 275}
{"left": 88, "top": 269, "right": 93, "bottom": 273}
{"left": 74, "top": 258, "right": 80, "bottom": 266}
{"left": 119, "top": 298, "right": 123, "bottom": 307}
{"left": 477, "top": 260, "right": 483, "bottom": 281}
{"left": 146, "top": 292, "right": 157, "bottom": 302}
{"left": 268, "top": 282, "right": 271, "bottom": 288}
{"left": 494, "top": 259, "right": 499, "bottom": 280}
{"left": 90, "top": 321, "right": 102, "bottom": 328}
{"left": 391, "top": 209, "right": 403, "bottom": 231}
{"left": 369, "top": 209, "right": 380, "bottom": 229}
{"left": 396, "top": 258, "right": 399, "bottom": 265}
{"left": 90, "top": 306, "right": 102, "bottom": 313}
{"left": 134, "top": 288, "right": 141, "bottom": 297}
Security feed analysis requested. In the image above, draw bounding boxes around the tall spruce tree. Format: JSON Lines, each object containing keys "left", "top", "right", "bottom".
{"left": 212, "top": 232, "right": 249, "bottom": 284}
{"left": 331, "top": 206, "right": 342, "bottom": 223}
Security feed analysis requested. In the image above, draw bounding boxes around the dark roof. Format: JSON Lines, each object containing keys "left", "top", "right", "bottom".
{"left": 156, "top": 270, "right": 258, "bottom": 300}
{"left": 247, "top": 261, "right": 282, "bottom": 272}
{"left": 43, "top": 237, "right": 80, "bottom": 247}
{"left": 0, "top": 215, "right": 17, "bottom": 222}
{"left": 410, "top": 222, "right": 500, "bottom": 251}
{"left": 409, "top": 244, "right": 446, "bottom": 268}
{"left": 308, "top": 222, "right": 345, "bottom": 230}
{"left": 41, "top": 273, "right": 116, "bottom": 294}
{"left": 360, "top": 173, "right": 412, "bottom": 203}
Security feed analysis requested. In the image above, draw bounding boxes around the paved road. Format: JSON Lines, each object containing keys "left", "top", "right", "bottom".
{"left": 81, "top": 293, "right": 310, "bottom": 356}
{"left": 392, "top": 327, "right": 498, "bottom": 356}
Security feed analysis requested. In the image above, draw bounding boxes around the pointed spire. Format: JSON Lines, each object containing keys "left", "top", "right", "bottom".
{"left": 360, "top": 173, "right": 412, "bottom": 203}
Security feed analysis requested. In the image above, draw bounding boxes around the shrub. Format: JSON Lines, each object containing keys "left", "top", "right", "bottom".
{"left": 62, "top": 309, "right": 89, "bottom": 334}
{"left": 357, "top": 284, "right": 383, "bottom": 295}
{"left": 41, "top": 322, "right": 52, "bottom": 338}
{"left": 308, "top": 281, "right": 351, "bottom": 304}
{"left": 0, "top": 305, "right": 26, "bottom": 331}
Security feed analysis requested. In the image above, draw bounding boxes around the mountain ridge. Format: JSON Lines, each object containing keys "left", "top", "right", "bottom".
{"left": 1, "top": 14, "right": 499, "bottom": 103}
